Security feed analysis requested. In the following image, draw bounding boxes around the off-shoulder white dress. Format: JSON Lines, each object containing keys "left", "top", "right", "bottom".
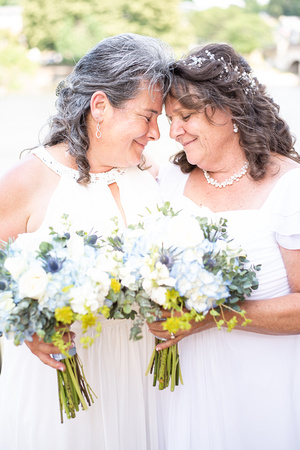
{"left": 0, "top": 148, "right": 162, "bottom": 450}
{"left": 156, "top": 163, "right": 300, "bottom": 450}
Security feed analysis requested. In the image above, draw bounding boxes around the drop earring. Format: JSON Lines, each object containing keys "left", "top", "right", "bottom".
{"left": 95, "top": 117, "right": 102, "bottom": 139}
{"left": 233, "top": 122, "right": 239, "bottom": 133}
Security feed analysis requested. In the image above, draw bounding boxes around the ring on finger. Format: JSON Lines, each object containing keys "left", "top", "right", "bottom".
{"left": 170, "top": 332, "right": 176, "bottom": 340}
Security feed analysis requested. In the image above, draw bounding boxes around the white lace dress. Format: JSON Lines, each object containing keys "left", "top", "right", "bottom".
{"left": 156, "top": 163, "right": 300, "bottom": 450}
{"left": 0, "top": 147, "right": 162, "bottom": 450}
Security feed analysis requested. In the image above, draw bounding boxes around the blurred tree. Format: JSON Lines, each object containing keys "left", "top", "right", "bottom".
{"left": 265, "top": 0, "right": 300, "bottom": 17}
{"left": 21, "top": 0, "right": 190, "bottom": 62}
{"left": 188, "top": 6, "right": 273, "bottom": 54}
{"left": 244, "top": 0, "right": 262, "bottom": 13}
{"left": 0, "top": 0, "right": 20, "bottom": 5}
{"left": 0, "top": 30, "right": 37, "bottom": 91}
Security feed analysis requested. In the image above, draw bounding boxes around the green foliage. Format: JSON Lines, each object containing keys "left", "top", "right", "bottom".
{"left": 0, "top": 30, "right": 37, "bottom": 91}
{"left": 0, "top": 0, "right": 20, "bottom": 5}
{"left": 21, "top": 0, "right": 191, "bottom": 62}
{"left": 188, "top": 6, "right": 274, "bottom": 54}
{"left": 244, "top": 0, "right": 263, "bottom": 13}
{"left": 265, "top": 0, "right": 300, "bottom": 17}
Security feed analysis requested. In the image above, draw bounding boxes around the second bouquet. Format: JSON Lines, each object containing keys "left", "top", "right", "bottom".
{"left": 102, "top": 202, "right": 261, "bottom": 391}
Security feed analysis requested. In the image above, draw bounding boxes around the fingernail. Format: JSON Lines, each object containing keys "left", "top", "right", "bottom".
{"left": 156, "top": 346, "right": 162, "bottom": 351}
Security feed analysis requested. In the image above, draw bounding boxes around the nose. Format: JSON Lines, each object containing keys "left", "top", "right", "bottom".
{"left": 147, "top": 119, "right": 160, "bottom": 141}
{"left": 169, "top": 120, "right": 184, "bottom": 141}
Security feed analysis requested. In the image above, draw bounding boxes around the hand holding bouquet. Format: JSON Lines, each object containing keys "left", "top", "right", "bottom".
{"left": 103, "top": 203, "right": 260, "bottom": 391}
{"left": 0, "top": 215, "right": 119, "bottom": 422}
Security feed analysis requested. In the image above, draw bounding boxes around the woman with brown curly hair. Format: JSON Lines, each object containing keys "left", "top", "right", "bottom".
{"left": 150, "top": 43, "right": 300, "bottom": 449}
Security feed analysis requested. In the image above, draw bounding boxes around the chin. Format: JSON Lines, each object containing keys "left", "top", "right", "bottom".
{"left": 126, "top": 153, "right": 143, "bottom": 167}
{"left": 186, "top": 156, "right": 198, "bottom": 166}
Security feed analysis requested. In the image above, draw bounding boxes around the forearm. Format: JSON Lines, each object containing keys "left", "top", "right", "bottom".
{"left": 150, "top": 293, "right": 300, "bottom": 350}
{"left": 230, "top": 293, "right": 300, "bottom": 335}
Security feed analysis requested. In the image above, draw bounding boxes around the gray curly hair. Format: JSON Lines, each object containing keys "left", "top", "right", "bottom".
{"left": 44, "top": 33, "right": 174, "bottom": 184}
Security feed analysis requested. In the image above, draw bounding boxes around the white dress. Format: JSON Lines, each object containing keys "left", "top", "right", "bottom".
{"left": 156, "top": 163, "right": 300, "bottom": 450}
{"left": 0, "top": 148, "right": 162, "bottom": 450}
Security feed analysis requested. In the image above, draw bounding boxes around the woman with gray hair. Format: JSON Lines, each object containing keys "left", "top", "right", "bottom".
{"left": 0, "top": 33, "right": 172, "bottom": 450}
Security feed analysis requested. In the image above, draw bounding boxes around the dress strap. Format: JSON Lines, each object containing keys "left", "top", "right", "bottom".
{"left": 32, "top": 147, "right": 78, "bottom": 179}
{"left": 31, "top": 146, "right": 126, "bottom": 184}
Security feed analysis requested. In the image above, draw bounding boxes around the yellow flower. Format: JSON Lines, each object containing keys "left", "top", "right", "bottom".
{"left": 55, "top": 306, "right": 74, "bottom": 325}
{"left": 100, "top": 305, "right": 110, "bottom": 319}
{"left": 80, "top": 336, "right": 95, "bottom": 348}
{"left": 163, "top": 316, "right": 181, "bottom": 334}
{"left": 111, "top": 278, "right": 121, "bottom": 293}
{"left": 164, "top": 288, "right": 182, "bottom": 310}
{"left": 81, "top": 312, "right": 97, "bottom": 332}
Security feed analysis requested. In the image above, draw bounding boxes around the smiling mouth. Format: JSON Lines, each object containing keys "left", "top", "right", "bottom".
{"left": 182, "top": 138, "right": 196, "bottom": 147}
{"left": 135, "top": 140, "right": 147, "bottom": 150}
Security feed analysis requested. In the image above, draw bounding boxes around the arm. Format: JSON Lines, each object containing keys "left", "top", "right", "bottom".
{"left": 0, "top": 156, "right": 68, "bottom": 370}
{"left": 148, "top": 247, "right": 300, "bottom": 350}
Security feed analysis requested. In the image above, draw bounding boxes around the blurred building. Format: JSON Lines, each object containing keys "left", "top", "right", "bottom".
{"left": 267, "top": 16, "right": 300, "bottom": 74}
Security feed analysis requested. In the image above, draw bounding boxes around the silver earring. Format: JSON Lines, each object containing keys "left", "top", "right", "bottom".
{"left": 96, "top": 121, "right": 102, "bottom": 139}
{"left": 233, "top": 122, "right": 239, "bottom": 133}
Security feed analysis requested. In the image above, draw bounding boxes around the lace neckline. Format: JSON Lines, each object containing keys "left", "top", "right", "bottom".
{"left": 33, "top": 147, "right": 125, "bottom": 184}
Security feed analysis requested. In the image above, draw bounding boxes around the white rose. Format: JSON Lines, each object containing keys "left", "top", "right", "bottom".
{"left": 70, "top": 283, "right": 106, "bottom": 314}
{"left": 142, "top": 278, "right": 153, "bottom": 295}
{"left": 164, "top": 214, "right": 204, "bottom": 248}
{"left": 97, "top": 271, "right": 111, "bottom": 291}
{"left": 151, "top": 286, "right": 168, "bottom": 306}
{"left": 15, "top": 230, "right": 54, "bottom": 255}
{"left": 0, "top": 291, "right": 15, "bottom": 312}
{"left": 155, "top": 263, "right": 176, "bottom": 288}
{"left": 119, "top": 266, "right": 136, "bottom": 288}
{"left": 95, "top": 253, "right": 119, "bottom": 277}
{"left": 18, "top": 267, "right": 49, "bottom": 302}
{"left": 66, "top": 234, "right": 85, "bottom": 260}
{"left": 4, "top": 256, "right": 28, "bottom": 280}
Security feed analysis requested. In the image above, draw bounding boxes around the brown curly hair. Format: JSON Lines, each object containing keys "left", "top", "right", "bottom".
{"left": 169, "top": 43, "right": 299, "bottom": 179}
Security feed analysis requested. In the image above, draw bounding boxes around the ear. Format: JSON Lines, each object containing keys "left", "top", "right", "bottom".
{"left": 90, "top": 91, "right": 110, "bottom": 122}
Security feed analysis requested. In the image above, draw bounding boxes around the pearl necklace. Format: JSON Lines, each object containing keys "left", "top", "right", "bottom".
{"left": 203, "top": 161, "right": 249, "bottom": 188}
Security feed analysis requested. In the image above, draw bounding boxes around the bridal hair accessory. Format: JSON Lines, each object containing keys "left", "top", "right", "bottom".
{"left": 184, "top": 50, "right": 258, "bottom": 95}
{"left": 55, "top": 79, "right": 75, "bottom": 96}
{"left": 203, "top": 161, "right": 249, "bottom": 188}
{"left": 233, "top": 122, "right": 239, "bottom": 133}
{"left": 96, "top": 120, "right": 102, "bottom": 139}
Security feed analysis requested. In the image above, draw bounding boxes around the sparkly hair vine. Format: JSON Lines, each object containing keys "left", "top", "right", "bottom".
{"left": 184, "top": 50, "right": 258, "bottom": 95}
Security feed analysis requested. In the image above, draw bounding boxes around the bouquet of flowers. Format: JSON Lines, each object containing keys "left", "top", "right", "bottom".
{"left": 102, "top": 203, "right": 260, "bottom": 391}
{"left": 0, "top": 215, "right": 123, "bottom": 422}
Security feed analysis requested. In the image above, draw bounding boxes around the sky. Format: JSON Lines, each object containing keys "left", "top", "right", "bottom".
{"left": 192, "top": 0, "right": 268, "bottom": 10}
{"left": 193, "top": 0, "right": 244, "bottom": 9}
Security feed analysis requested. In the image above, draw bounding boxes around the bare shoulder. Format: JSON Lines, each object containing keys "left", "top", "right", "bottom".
{"left": 0, "top": 153, "right": 58, "bottom": 241}
{"left": 0, "top": 153, "right": 49, "bottom": 191}
{"left": 0, "top": 155, "right": 51, "bottom": 203}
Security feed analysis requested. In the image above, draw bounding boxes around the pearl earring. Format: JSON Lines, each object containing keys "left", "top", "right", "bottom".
{"left": 233, "top": 122, "right": 239, "bottom": 133}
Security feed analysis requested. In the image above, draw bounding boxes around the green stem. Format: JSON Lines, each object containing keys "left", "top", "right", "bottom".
{"left": 145, "top": 346, "right": 156, "bottom": 376}
{"left": 158, "top": 348, "right": 168, "bottom": 390}
{"left": 65, "top": 357, "right": 89, "bottom": 411}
